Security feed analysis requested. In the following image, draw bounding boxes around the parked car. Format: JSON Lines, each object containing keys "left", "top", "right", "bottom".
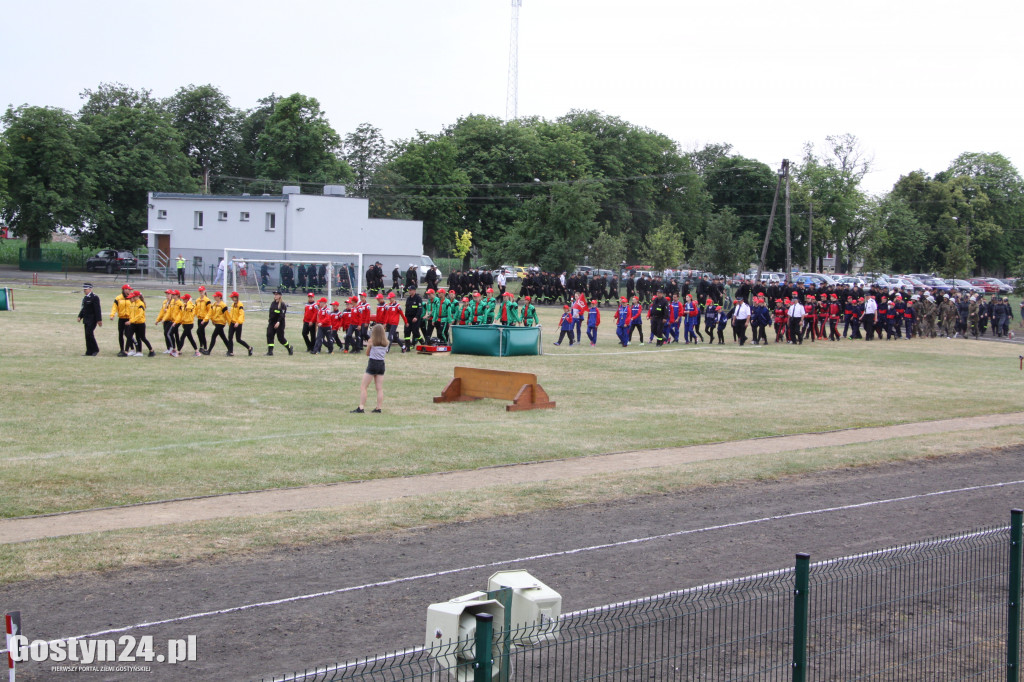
{"left": 946, "top": 279, "right": 984, "bottom": 294}
{"left": 979, "top": 277, "right": 1012, "bottom": 294}
{"left": 85, "top": 249, "right": 138, "bottom": 274}
{"left": 968, "top": 278, "right": 1001, "bottom": 293}
{"left": 493, "top": 265, "right": 517, "bottom": 280}
{"left": 136, "top": 253, "right": 150, "bottom": 274}
{"left": 918, "top": 276, "right": 952, "bottom": 292}
{"left": 795, "top": 272, "right": 837, "bottom": 287}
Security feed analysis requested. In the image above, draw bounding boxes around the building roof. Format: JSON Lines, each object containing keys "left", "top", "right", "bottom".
{"left": 151, "top": 193, "right": 288, "bottom": 202}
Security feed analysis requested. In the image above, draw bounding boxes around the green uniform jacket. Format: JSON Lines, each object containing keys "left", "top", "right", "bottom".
{"left": 494, "top": 299, "right": 521, "bottom": 325}
{"left": 522, "top": 303, "right": 539, "bottom": 326}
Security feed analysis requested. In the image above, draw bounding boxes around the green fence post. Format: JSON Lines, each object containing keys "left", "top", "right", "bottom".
{"left": 1009, "top": 509, "right": 1023, "bottom": 682}
{"left": 792, "top": 552, "right": 810, "bottom": 682}
{"left": 474, "top": 612, "right": 494, "bottom": 682}
{"left": 486, "top": 586, "right": 513, "bottom": 682}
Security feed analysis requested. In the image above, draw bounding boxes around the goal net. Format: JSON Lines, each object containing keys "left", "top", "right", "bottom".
{"left": 220, "top": 248, "right": 363, "bottom": 311}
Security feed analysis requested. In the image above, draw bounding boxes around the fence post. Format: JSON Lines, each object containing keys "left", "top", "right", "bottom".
{"left": 1009, "top": 509, "right": 1023, "bottom": 682}
{"left": 474, "top": 612, "right": 494, "bottom": 682}
{"left": 486, "top": 586, "right": 513, "bottom": 682}
{"left": 792, "top": 552, "right": 810, "bottom": 682}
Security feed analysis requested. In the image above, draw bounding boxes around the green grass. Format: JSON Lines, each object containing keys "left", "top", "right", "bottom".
{"left": 3, "top": 425, "right": 1023, "bottom": 585}
{"left": 2, "top": 282, "right": 1022, "bottom": 519}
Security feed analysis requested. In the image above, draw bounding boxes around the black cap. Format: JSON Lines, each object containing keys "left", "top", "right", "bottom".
{"left": 83, "top": 283, "right": 93, "bottom": 289}
{"left": 272, "top": 290, "right": 283, "bottom": 295}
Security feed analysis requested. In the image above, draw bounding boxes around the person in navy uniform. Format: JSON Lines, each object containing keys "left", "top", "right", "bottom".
{"left": 78, "top": 283, "right": 103, "bottom": 356}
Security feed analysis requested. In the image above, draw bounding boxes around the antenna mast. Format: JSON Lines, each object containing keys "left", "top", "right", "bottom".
{"left": 506, "top": 0, "right": 522, "bottom": 121}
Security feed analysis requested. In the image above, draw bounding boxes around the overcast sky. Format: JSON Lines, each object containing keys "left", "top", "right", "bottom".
{"left": 3, "top": 0, "right": 1021, "bottom": 195}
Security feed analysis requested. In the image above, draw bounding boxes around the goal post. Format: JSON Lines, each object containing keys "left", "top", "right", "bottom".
{"left": 221, "top": 248, "right": 363, "bottom": 310}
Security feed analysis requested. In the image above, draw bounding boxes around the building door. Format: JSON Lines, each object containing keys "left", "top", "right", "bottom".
{"left": 156, "top": 234, "right": 170, "bottom": 258}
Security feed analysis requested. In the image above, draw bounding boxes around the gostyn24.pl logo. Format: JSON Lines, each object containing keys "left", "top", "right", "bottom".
{"left": 9, "top": 635, "right": 196, "bottom": 665}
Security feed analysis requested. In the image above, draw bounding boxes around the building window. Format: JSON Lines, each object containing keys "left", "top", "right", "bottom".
{"left": 240, "top": 212, "right": 250, "bottom": 222}
{"left": 218, "top": 211, "right": 228, "bottom": 221}
{"left": 265, "top": 212, "right": 276, "bottom": 231}
{"left": 194, "top": 211, "right": 204, "bottom": 230}
{"left": 157, "top": 209, "right": 167, "bottom": 219}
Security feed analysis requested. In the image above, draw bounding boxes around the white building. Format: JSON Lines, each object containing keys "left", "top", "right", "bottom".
{"left": 144, "top": 185, "right": 436, "bottom": 283}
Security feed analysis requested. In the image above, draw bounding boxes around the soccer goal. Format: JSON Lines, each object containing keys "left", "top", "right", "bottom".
{"left": 220, "top": 248, "right": 364, "bottom": 310}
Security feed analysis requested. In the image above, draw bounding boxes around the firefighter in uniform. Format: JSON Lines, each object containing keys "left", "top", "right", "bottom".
{"left": 266, "top": 290, "right": 294, "bottom": 355}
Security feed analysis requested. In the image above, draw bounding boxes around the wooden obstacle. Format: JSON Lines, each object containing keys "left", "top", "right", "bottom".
{"left": 433, "top": 366, "right": 556, "bottom": 412}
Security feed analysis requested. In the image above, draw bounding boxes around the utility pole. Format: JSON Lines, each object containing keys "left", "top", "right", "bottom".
{"left": 755, "top": 162, "right": 785, "bottom": 283}
{"left": 808, "top": 200, "right": 813, "bottom": 273}
{"left": 783, "top": 159, "right": 791, "bottom": 282}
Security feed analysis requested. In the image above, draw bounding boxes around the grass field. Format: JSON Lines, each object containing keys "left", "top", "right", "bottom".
{"left": 2, "top": 279, "right": 1023, "bottom": 582}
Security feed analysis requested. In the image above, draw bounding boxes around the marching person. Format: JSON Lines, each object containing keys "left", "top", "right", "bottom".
{"left": 176, "top": 293, "right": 200, "bottom": 356}
{"left": 266, "top": 290, "right": 294, "bottom": 356}
{"left": 78, "top": 282, "right": 102, "bottom": 356}
{"left": 614, "top": 296, "right": 631, "bottom": 346}
{"left": 301, "top": 291, "right": 318, "bottom": 352}
{"left": 227, "top": 292, "right": 253, "bottom": 356}
{"left": 352, "top": 323, "right": 389, "bottom": 414}
{"left": 194, "top": 285, "right": 211, "bottom": 353}
{"left": 521, "top": 296, "right": 539, "bottom": 327}
{"left": 553, "top": 305, "right": 575, "bottom": 346}
{"left": 156, "top": 289, "right": 176, "bottom": 354}
{"left": 732, "top": 297, "right": 751, "bottom": 346}
{"left": 110, "top": 283, "right": 132, "bottom": 356}
{"left": 127, "top": 291, "right": 154, "bottom": 356}
{"left": 586, "top": 299, "right": 601, "bottom": 346}
{"left": 202, "top": 291, "right": 232, "bottom": 355}
{"left": 787, "top": 295, "right": 805, "bottom": 344}
{"left": 312, "top": 297, "right": 334, "bottom": 354}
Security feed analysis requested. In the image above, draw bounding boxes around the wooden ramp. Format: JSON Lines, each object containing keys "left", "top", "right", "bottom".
{"left": 433, "top": 366, "right": 556, "bottom": 412}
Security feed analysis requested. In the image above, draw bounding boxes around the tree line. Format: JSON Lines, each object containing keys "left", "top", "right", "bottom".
{"left": 1, "top": 82, "right": 1021, "bottom": 279}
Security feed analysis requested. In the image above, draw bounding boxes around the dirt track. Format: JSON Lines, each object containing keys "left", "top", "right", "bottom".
{"left": 3, "top": 445, "right": 1024, "bottom": 681}
{"left": 4, "top": 412, "right": 1024, "bottom": 544}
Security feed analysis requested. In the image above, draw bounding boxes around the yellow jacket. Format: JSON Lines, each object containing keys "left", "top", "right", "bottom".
{"left": 229, "top": 301, "right": 245, "bottom": 325}
{"left": 110, "top": 294, "right": 131, "bottom": 320}
{"left": 179, "top": 300, "right": 196, "bottom": 325}
{"left": 194, "top": 294, "right": 211, "bottom": 320}
{"left": 169, "top": 299, "right": 185, "bottom": 324}
{"left": 156, "top": 298, "right": 173, "bottom": 323}
{"left": 206, "top": 300, "right": 230, "bottom": 325}
{"left": 128, "top": 299, "right": 147, "bottom": 324}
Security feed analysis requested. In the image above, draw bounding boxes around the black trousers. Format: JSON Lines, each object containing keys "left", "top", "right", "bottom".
{"left": 734, "top": 319, "right": 748, "bottom": 345}
{"left": 116, "top": 317, "right": 129, "bottom": 352}
{"left": 267, "top": 324, "right": 289, "bottom": 347}
{"left": 177, "top": 268, "right": 185, "bottom": 285}
{"left": 132, "top": 323, "right": 153, "bottom": 352}
{"left": 208, "top": 323, "right": 231, "bottom": 353}
{"left": 302, "top": 322, "right": 316, "bottom": 351}
{"left": 177, "top": 324, "right": 197, "bottom": 351}
{"left": 197, "top": 320, "right": 208, "bottom": 349}
{"left": 313, "top": 325, "right": 333, "bottom": 353}
{"left": 83, "top": 320, "right": 99, "bottom": 355}
{"left": 229, "top": 323, "right": 251, "bottom": 352}
{"left": 788, "top": 317, "right": 803, "bottom": 344}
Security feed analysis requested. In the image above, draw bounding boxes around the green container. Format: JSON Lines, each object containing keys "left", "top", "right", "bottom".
{"left": 0, "top": 288, "right": 11, "bottom": 311}
{"left": 452, "top": 325, "right": 541, "bottom": 356}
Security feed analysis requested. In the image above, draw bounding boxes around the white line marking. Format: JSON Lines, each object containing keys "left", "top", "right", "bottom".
{"left": 4, "top": 477, "right": 1022, "bottom": 657}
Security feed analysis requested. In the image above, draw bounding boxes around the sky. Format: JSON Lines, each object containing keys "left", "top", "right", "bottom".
{"left": 2, "top": 0, "right": 1022, "bottom": 195}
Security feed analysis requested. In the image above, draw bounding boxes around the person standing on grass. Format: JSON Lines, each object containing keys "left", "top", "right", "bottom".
{"left": 78, "top": 283, "right": 102, "bottom": 356}
{"left": 352, "top": 324, "right": 389, "bottom": 414}
{"left": 227, "top": 292, "right": 253, "bottom": 356}
{"left": 128, "top": 291, "right": 154, "bottom": 356}
{"left": 194, "top": 285, "right": 211, "bottom": 353}
{"left": 202, "top": 291, "right": 232, "bottom": 355}
{"left": 176, "top": 294, "right": 199, "bottom": 356}
{"left": 266, "top": 290, "right": 294, "bottom": 356}
{"left": 110, "top": 283, "right": 132, "bottom": 356}
{"left": 586, "top": 299, "right": 601, "bottom": 346}
{"left": 553, "top": 305, "right": 575, "bottom": 346}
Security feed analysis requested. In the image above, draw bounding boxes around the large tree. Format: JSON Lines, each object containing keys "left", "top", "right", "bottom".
{"left": 78, "top": 83, "right": 196, "bottom": 248}
{"left": 343, "top": 123, "right": 387, "bottom": 197}
{"left": 254, "top": 93, "right": 353, "bottom": 186}
{"left": 163, "top": 84, "right": 240, "bottom": 194}
{"left": 690, "top": 208, "right": 759, "bottom": 276}
{"left": 796, "top": 134, "right": 871, "bottom": 272}
{"left": 1, "top": 105, "right": 93, "bottom": 251}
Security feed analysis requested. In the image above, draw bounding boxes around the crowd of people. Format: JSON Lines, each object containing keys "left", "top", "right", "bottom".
{"left": 79, "top": 274, "right": 1021, "bottom": 357}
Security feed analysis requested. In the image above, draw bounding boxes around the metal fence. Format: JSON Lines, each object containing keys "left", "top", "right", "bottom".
{"left": 262, "top": 511, "right": 1023, "bottom": 682}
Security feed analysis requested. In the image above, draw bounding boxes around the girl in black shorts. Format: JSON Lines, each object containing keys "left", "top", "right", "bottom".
{"left": 352, "top": 324, "right": 389, "bottom": 413}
